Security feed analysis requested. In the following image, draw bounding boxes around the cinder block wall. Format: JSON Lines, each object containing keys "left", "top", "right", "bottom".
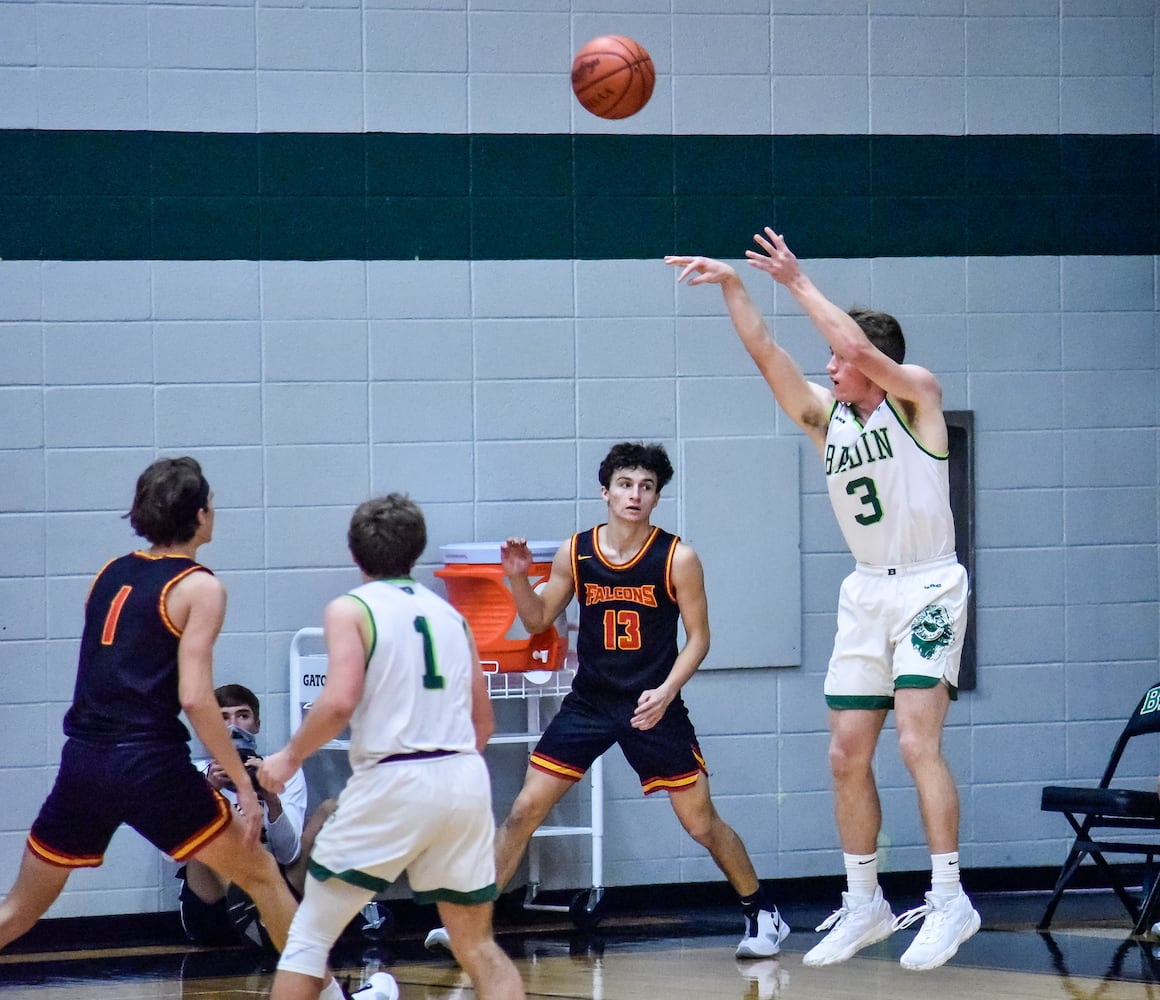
{"left": 0, "top": 1, "right": 1157, "bottom": 919}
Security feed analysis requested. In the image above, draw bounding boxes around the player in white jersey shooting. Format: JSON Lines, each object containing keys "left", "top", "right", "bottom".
{"left": 259, "top": 493, "right": 525, "bottom": 1000}
{"left": 666, "top": 230, "right": 979, "bottom": 972}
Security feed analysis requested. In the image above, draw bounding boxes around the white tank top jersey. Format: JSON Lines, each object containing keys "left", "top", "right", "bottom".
{"left": 343, "top": 578, "right": 479, "bottom": 772}
{"left": 824, "top": 398, "right": 957, "bottom": 567}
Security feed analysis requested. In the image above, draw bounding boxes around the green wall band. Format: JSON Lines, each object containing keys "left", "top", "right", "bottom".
{"left": 0, "top": 131, "right": 1154, "bottom": 260}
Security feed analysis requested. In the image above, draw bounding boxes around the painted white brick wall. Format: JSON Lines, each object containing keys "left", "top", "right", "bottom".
{"left": 0, "top": 0, "right": 1157, "bottom": 918}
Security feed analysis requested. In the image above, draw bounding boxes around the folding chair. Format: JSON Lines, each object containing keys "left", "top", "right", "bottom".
{"left": 1039, "top": 682, "right": 1160, "bottom": 934}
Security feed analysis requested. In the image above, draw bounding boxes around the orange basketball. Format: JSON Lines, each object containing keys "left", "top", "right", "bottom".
{"left": 571, "top": 35, "right": 655, "bottom": 120}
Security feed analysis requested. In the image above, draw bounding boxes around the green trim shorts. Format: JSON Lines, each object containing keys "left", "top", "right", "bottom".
{"left": 824, "top": 555, "right": 967, "bottom": 710}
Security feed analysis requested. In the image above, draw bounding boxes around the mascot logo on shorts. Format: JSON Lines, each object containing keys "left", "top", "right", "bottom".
{"left": 910, "top": 604, "right": 953, "bottom": 660}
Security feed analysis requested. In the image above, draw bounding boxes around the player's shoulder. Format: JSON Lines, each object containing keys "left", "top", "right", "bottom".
{"left": 668, "top": 535, "right": 702, "bottom": 569}
{"left": 175, "top": 563, "right": 223, "bottom": 597}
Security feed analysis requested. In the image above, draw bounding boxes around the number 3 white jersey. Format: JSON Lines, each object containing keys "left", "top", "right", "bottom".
{"left": 344, "top": 578, "right": 479, "bottom": 773}
{"left": 824, "top": 399, "right": 956, "bottom": 568}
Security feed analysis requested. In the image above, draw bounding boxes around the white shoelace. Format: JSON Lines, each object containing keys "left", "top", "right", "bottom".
{"left": 814, "top": 904, "right": 851, "bottom": 933}
{"left": 892, "top": 901, "right": 931, "bottom": 931}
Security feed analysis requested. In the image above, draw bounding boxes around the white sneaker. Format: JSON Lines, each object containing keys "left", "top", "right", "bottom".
{"left": 802, "top": 887, "right": 896, "bottom": 967}
{"left": 1152, "top": 921, "right": 1160, "bottom": 938}
{"left": 350, "top": 972, "right": 400, "bottom": 1000}
{"left": 735, "top": 958, "right": 790, "bottom": 1000}
{"left": 895, "top": 888, "right": 981, "bottom": 971}
{"left": 424, "top": 925, "right": 452, "bottom": 955}
{"left": 736, "top": 907, "right": 791, "bottom": 958}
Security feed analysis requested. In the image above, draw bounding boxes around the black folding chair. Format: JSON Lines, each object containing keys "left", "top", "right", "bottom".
{"left": 1040, "top": 682, "right": 1160, "bottom": 935}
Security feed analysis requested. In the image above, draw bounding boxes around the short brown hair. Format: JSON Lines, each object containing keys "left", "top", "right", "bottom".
{"left": 848, "top": 308, "right": 906, "bottom": 365}
{"left": 127, "top": 457, "right": 210, "bottom": 546}
{"left": 347, "top": 493, "right": 427, "bottom": 578}
{"left": 215, "top": 683, "right": 260, "bottom": 723}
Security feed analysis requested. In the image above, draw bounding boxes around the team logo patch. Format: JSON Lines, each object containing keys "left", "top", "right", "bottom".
{"left": 910, "top": 604, "right": 953, "bottom": 660}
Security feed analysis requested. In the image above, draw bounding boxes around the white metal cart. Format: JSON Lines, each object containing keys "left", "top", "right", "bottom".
{"left": 288, "top": 625, "right": 606, "bottom": 928}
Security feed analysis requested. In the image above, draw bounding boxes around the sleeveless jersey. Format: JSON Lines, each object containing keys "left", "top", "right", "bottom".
{"left": 824, "top": 398, "right": 956, "bottom": 567}
{"left": 344, "top": 578, "right": 478, "bottom": 772}
{"left": 64, "top": 551, "right": 211, "bottom": 744}
{"left": 570, "top": 525, "right": 681, "bottom": 701}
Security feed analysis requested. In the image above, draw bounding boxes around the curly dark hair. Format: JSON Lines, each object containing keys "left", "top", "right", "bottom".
{"left": 597, "top": 442, "right": 674, "bottom": 492}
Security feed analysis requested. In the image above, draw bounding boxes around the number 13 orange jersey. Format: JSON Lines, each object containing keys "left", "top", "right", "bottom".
{"left": 570, "top": 525, "right": 680, "bottom": 702}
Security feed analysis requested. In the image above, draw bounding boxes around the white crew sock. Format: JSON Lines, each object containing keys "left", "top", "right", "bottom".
{"left": 844, "top": 852, "right": 879, "bottom": 901}
{"left": 931, "top": 851, "right": 961, "bottom": 898}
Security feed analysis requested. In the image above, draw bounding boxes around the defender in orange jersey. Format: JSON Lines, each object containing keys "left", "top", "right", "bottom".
{"left": 425, "top": 441, "right": 789, "bottom": 963}
{"left": 0, "top": 458, "right": 345, "bottom": 1000}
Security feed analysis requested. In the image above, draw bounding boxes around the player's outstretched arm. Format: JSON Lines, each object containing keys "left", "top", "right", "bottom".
{"left": 667, "top": 253, "right": 830, "bottom": 450}
{"left": 746, "top": 228, "right": 875, "bottom": 366}
{"left": 748, "top": 228, "right": 944, "bottom": 422}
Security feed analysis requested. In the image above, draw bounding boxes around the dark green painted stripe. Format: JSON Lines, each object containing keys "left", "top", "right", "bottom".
{"left": 0, "top": 131, "right": 1154, "bottom": 260}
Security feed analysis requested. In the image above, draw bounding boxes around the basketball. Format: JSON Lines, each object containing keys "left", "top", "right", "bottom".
{"left": 571, "top": 35, "right": 655, "bottom": 120}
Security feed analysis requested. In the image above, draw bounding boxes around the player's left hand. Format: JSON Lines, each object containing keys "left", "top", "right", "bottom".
{"left": 745, "top": 227, "right": 803, "bottom": 285}
{"left": 631, "top": 687, "right": 671, "bottom": 731}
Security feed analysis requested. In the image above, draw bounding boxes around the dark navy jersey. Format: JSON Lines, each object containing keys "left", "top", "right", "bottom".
{"left": 570, "top": 525, "right": 681, "bottom": 702}
{"left": 63, "top": 551, "right": 212, "bottom": 744}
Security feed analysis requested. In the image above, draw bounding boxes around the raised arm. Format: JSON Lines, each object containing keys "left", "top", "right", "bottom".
{"left": 746, "top": 229, "right": 944, "bottom": 418}
{"left": 501, "top": 537, "right": 574, "bottom": 635}
{"left": 666, "top": 254, "right": 832, "bottom": 452}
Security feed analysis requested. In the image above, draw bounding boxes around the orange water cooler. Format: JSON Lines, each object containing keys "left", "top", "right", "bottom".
{"left": 435, "top": 542, "right": 566, "bottom": 674}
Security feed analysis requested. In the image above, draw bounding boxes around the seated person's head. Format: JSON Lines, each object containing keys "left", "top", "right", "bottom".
{"left": 215, "top": 683, "right": 261, "bottom": 735}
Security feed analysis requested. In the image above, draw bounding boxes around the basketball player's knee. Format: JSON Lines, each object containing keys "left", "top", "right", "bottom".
{"left": 678, "top": 806, "right": 720, "bottom": 847}
{"left": 230, "top": 849, "right": 282, "bottom": 897}
{"left": 828, "top": 740, "right": 872, "bottom": 781}
{"left": 685, "top": 822, "right": 715, "bottom": 848}
{"left": 454, "top": 937, "right": 509, "bottom": 984}
{"left": 506, "top": 790, "right": 553, "bottom": 834}
{"left": 277, "top": 909, "right": 334, "bottom": 980}
{"left": 896, "top": 730, "right": 939, "bottom": 774}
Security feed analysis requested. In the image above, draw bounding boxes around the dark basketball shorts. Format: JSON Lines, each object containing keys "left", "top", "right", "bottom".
{"left": 29, "top": 737, "right": 231, "bottom": 868}
{"left": 530, "top": 690, "right": 707, "bottom": 795}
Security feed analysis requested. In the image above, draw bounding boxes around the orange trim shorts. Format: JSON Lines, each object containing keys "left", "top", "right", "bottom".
{"left": 530, "top": 690, "right": 706, "bottom": 796}
{"left": 29, "top": 737, "right": 230, "bottom": 868}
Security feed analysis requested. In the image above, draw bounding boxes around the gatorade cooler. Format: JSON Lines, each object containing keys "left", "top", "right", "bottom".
{"left": 436, "top": 541, "right": 565, "bottom": 674}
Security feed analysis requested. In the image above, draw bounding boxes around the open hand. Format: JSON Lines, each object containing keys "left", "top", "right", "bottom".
{"left": 664, "top": 255, "right": 737, "bottom": 286}
{"left": 744, "top": 228, "right": 801, "bottom": 285}
{"left": 500, "top": 537, "right": 533, "bottom": 578}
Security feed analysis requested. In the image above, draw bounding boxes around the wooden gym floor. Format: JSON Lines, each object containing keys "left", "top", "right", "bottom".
{"left": 1, "top": 884, "right": 1158, "bottom": 1000}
